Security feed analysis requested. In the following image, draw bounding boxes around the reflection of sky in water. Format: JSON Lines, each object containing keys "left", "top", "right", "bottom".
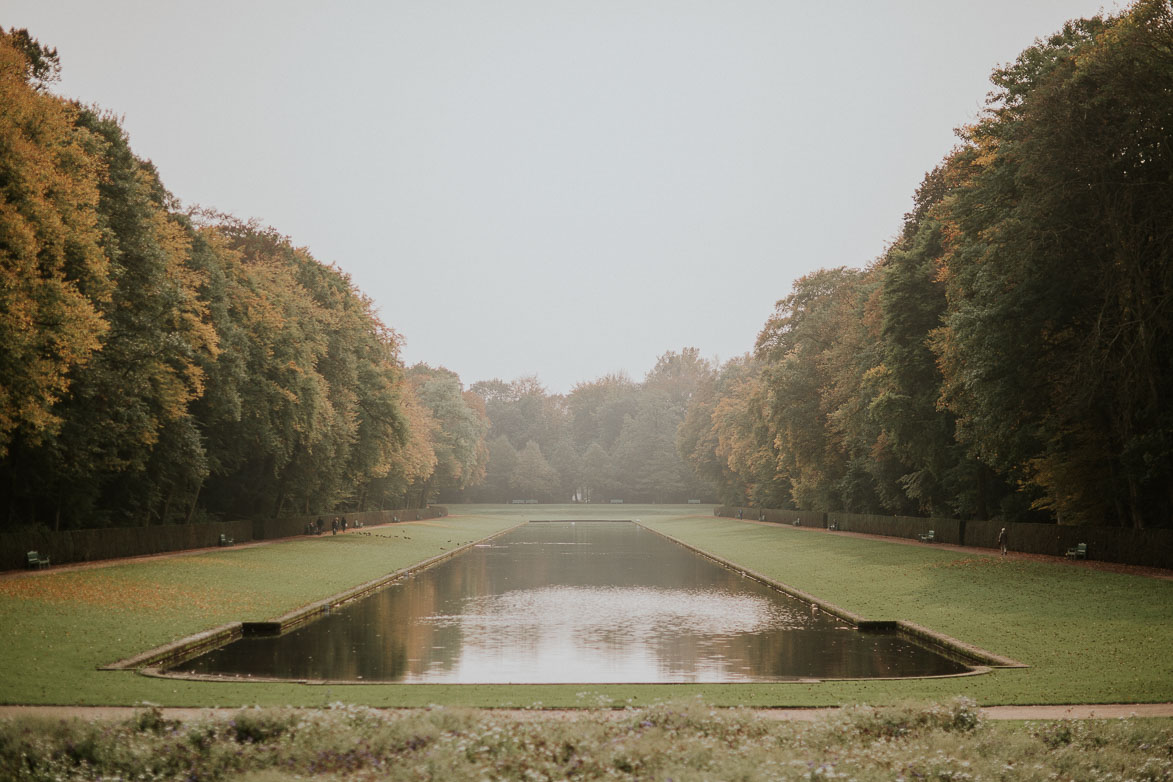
{"left": 171, "top": 522, "right": 972, "bottom": 683}
{"left": 432, "top": 586, "right": 792, "bottom": 634}
{"left": 416, "top": 585, "right": 798, "bottom": 683}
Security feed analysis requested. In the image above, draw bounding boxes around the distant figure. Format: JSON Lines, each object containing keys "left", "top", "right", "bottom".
{"left": 737, "top": 509, "right": 743, "bottom": 519}
{"left": 331, "top": 517, "right": 338, "bottom": 535}
{"left": 998, "top": 527, "right": 1008, "bottom": 557}
{"left": 315, "top": 517, "right": 324, "bottom": 535}
{"left": 341, "top": 517, "right": 347, "bottom": 533}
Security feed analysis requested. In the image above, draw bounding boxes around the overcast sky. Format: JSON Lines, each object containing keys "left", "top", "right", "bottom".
{"left": 6, "top": 1, "right": 1121, "bottom": 393}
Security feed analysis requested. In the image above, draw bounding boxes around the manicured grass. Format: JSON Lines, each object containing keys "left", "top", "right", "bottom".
{"left": 3, "top": 699, "right": 1171, "bottom": 781}
{"left": 637, "top": 515, "right": 1173, "bottom": 707}
{"left": 0, "top": 506, "right": 1169, "bottom": 708}
{"left": 0, "top": 514, "right": 520, "bottom": 707}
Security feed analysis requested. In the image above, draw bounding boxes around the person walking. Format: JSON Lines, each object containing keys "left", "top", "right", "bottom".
{"left": 997, "top": 527, "right": 1008, "bottom": 557}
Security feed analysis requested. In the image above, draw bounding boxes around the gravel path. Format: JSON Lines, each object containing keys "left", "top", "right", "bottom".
{"left": 1, "top": 703, "right": 1171, "bottom": 723}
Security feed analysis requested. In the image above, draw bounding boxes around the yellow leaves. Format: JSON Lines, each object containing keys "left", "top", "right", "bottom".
{"left": 395, "top": 382, "right": 438, "bottom": 483}
{"left": 0, "top": 31, "right": 109, "bottom": 453}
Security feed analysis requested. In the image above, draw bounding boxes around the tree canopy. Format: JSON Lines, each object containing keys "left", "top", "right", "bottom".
{"left": 680, "top": 0, "right": 1173, "bottom": 528}
{"left": 0, "top": 29, "right": 482, "bottom": 530}
{"left": 3, "top": 2, "right": 1169, "bottom": 530}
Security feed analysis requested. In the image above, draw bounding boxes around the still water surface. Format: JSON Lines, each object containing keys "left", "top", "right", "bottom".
{"left": 172, "top": 521, "right": 970, "bottom": 683}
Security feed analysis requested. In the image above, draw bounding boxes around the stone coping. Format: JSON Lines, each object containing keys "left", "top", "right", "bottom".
{"left": 104, "top": 521, "right": 527, "bottom": 673}
{"left": 112, "top": 519, "right": 1026, "bottom": 685}
{"left": 636, "top": 521, "right": 1029, "bottom": 671}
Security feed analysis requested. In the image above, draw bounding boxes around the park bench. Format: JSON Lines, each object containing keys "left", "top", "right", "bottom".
{"left": 218, "top": 533, "right": 234, "bottom": 547}
{"left": 918, "top": 530, "right": 936, "bottom": 543}
{"left": 26, "top": 550, "right": 50, "bottom": 569}
{"left": 828, "top": 523, "right": 838, "bottom": 531}
{"left": 1065, "top": 542, "right": 1087, "bottom": 560}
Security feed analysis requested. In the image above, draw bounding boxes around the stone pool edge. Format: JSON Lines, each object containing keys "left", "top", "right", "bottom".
{"left": 102, "top": 521, "right": 529, "bottom": 675}
{"left": 634, "top": 520, "right": 1029, "bottom": 671}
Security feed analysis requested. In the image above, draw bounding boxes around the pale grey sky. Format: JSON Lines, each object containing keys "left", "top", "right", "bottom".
{"left": 5, "top": 1, "right": 1121, "bottom": 393}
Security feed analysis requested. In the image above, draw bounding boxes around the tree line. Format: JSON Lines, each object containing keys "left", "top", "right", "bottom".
{"left": 4, "top": 1, "right": 1170, "bottom": 531}
{"left": 0, "top": 30, "right": 488, "bottom": 531}
{"left": 678, "top": 1, "right": 1172, "bottom": 529}
{"left": 446, "top": 348, "right": 715, "bottom": 504}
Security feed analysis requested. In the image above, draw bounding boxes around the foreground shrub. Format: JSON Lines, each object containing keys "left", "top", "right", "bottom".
{"left": 0, "top": 700, "right": 1169, "bottom": 781}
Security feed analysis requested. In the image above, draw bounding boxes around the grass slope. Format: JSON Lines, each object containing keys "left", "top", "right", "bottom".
{"left": 0, "top": 506, "right": 1168, "bottom": 708}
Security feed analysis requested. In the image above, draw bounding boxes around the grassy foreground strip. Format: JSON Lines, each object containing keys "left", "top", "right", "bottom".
{"left": 3, "top": 699, "right": 1171, "bottom": 781}
{"left": 638, "top": 515, "right": 1173, "bottom": 706}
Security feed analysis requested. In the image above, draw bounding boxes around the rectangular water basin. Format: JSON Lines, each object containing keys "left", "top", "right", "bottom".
{"left": 167, "top": 521, "right": 974, "bottom": 683}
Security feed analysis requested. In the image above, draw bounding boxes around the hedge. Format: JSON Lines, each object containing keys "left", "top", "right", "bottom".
{"left": 1, "top": 506, "right": 447, "bottom": 572}
{"left": 715, "top": 507, "right": 1172, "bottom": 569}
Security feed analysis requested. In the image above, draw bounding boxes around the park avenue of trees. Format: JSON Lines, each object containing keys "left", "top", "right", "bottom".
{"left": 2, "top": 0, "right": 1170, "bottom": 532}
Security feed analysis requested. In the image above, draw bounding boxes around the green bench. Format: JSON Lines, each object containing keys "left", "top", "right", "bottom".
{"left": 918, "top": 530, "right": 936, "bottom": 543}
{"left": 218, "top": 533, "right": 234, "bottom": 547}
{"left": 26, "top": 550, "right": 50, "bottom": 569}
{"left": 1065, "top": 542, "right": 1087, "bottom": 560}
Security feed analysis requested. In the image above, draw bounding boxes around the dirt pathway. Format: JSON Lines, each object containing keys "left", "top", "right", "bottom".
{"left": 1, "top": 703, "right": 1171, "bottom": 723}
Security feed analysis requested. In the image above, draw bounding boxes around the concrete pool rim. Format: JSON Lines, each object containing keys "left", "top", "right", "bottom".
{"left": 635, "top": 521, "right": 1028, "bottom": 672}
{"left": 107, "top": 519, "right": 1027, "bottom": 683}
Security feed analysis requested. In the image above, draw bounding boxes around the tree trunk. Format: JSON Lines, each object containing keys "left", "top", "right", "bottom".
{"left": 185, "top": 481, "right": 202, "bottom": 523}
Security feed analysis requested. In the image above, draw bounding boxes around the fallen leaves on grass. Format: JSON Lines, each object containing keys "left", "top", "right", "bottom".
{"left": 0, "top": 571, "right": 251, "bottom": 618}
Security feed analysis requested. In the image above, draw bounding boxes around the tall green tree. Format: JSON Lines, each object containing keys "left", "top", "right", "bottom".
{"left": 509, "top": 440, "right": 560, "bottom": 501}
{"left": 579, "top": 441, "right": 616, "bottom": 503}
{"left": 934, "top": 1, "right": 1173, "bottom": 527}
{"left": 406, "top": 364, "right": 489, "bottom": 504}
{"left": 868, "top": 163, "right": 1011, "bottom": 519}
{"left": 754, "top": 268, "right": 867, "bottom": 511}
{"left": 19, "top": 109, "right": 218, "bottom": 528}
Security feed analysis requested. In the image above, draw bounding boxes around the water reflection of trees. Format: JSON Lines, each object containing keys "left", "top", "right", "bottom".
{"left": 181, "top": 523, "right": 966, "bottom": 682}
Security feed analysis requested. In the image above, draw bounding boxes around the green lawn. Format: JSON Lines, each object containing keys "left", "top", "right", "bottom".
{"left": 0, "top": 506, "right": 1169, "bottom": 708}
{"left": 636, "top": 514, "right": 1173, "bottom": 707}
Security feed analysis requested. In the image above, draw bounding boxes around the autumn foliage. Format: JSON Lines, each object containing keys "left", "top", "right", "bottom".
{"left": 0, "top": 29, "right": 486, "bottom": 531}
{"left": 680, "top": 1, "right": 1173, "bottom": 529}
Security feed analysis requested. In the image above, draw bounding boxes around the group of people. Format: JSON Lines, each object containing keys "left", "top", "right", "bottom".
{"left": 305, "top": 516, "right": 355, "bottom": 536}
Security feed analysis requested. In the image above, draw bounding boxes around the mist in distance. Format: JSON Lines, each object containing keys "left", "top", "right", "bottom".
{"left": 3, "top": 0, "right": 1123, "bottom": 392}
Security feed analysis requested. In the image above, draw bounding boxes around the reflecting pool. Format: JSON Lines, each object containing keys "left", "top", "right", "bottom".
{"left": 170, "top": 521, "right": 971, "bottom": 683}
